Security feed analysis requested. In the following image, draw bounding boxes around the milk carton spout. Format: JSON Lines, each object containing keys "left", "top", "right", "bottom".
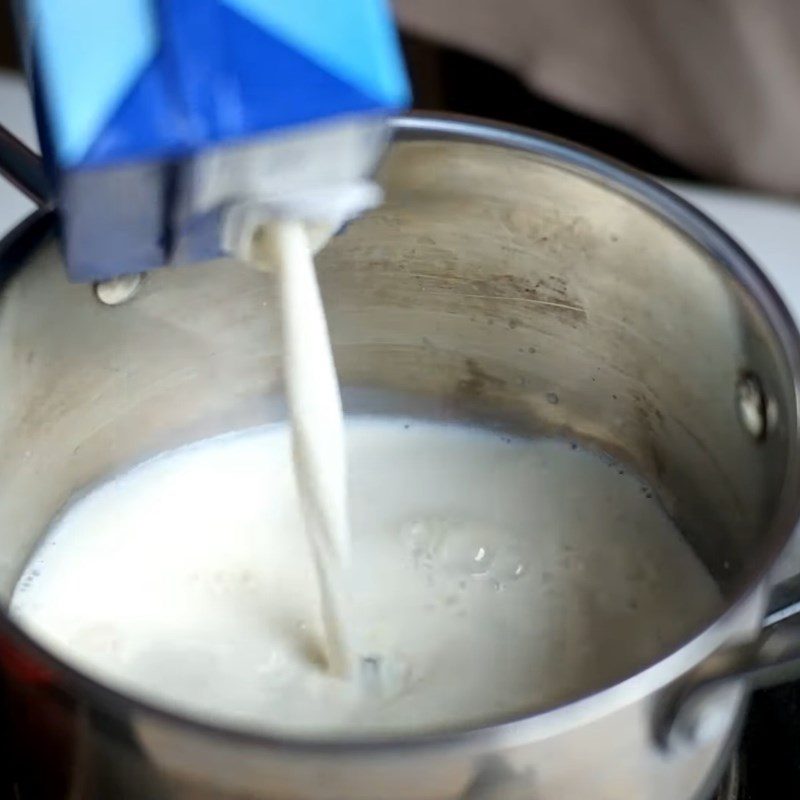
{"left": 15, "top": 0, "right": 410, "bottom": 282}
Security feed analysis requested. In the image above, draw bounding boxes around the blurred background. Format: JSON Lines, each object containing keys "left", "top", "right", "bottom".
{"left": 4, "top": 0, "right": 800, "bottom": 193}
{"left": 395, "top": 0, "right": 800, "bottom": 195}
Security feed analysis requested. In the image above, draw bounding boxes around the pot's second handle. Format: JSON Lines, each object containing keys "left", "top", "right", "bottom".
{"left": 655, "top": 612, "right": 800, "bottom": 750}
{"left": 0, "top": 123, "right": 49, "bottom": 207}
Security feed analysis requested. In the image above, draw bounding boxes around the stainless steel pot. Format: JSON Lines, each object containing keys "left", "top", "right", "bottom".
{"left": 1, "top": 114, "right": 800, "bottom": 800}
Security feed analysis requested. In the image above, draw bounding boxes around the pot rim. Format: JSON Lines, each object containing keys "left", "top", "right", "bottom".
{"left": 0, "top": 112, "right": 798, "bottom": 754}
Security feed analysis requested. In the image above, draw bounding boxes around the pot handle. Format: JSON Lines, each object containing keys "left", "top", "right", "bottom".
{"left": 0, "top": 123, "right": 50, "bottom": 207}
{"left": 655, "top": 604, "right": 800, "bottom": 750}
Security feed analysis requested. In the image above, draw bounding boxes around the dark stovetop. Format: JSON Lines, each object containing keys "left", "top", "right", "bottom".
{"left": 727, "top": 683, "right": 800, "bottom": 799}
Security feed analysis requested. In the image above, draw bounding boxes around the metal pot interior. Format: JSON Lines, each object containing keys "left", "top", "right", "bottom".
{"left": 0, "top": 124, "right": 796, "bottom": 683}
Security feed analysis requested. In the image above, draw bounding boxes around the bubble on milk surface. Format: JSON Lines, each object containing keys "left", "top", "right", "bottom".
{"left": 402, "top": 515, "right": 527, "bottom": 587}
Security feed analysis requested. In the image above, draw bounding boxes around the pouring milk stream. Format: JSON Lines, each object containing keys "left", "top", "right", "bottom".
{"left": 258, "top": 220, "right": 354, "bottom": 679}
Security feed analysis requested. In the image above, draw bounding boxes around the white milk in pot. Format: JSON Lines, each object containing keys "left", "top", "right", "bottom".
{"left": 10, "top": 222, "right": 722, "bottom": 735}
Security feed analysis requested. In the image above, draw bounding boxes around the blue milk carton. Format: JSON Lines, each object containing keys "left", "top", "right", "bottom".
{"left": 15, "top": 0, "right": 409, "bottom": 281}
